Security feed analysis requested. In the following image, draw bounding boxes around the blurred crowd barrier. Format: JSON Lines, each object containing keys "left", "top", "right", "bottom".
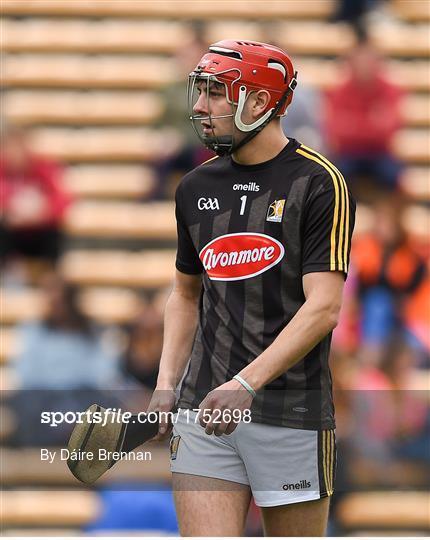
{"left": 1, "top": 0, "right": 429, "bottom": 536}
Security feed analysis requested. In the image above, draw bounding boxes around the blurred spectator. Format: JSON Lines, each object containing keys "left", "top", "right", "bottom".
{"left": 281, "top": 83, "right": 325, "bottom": 153}
{"left": 14, "top": 273, "right": 121, "bottom": 389}
{"left": 121, "top": 299, "right": 163, "bottom": 391}
{"left": 0, "top": 126, "right": 72, "bottom": 268}
{"left": 353, "top": 195, "right": 427, "bottom": 355}
{"left": 324, "top": 39, "right": 404, "bottom": 194}
{"left": 10, "top": 273, "right": 122, "bottom": 445}
{"left": 152, "top": 21, "right": 214, "bottom": 200}
{"left": 331, "top": 0, "right": 382, "bottom": 37}
{"left": 353, "top": 335, "right": 429, "bottom": 463}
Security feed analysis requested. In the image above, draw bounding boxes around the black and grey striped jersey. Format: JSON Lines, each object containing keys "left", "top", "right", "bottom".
{"left": 175, "top": 138, "right": 356, "bottom": 430}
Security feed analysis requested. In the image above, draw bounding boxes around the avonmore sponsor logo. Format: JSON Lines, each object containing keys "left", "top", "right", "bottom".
{"left": 199, "top": 232, "right": 284, "bottom": 281}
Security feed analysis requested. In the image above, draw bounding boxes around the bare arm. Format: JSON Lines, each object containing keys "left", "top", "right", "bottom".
{"left": 148, "top": 269, "right": 202, "bottom": 436}
{"left": 239, "top": 271, "right": 344, "bottom": 390}
{"left": 157, "top": 270, "right": 202, "bottom": 390}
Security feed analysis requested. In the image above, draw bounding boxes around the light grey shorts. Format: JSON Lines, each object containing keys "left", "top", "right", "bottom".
{"left": 170, "top": 410, "right": 336, "bottom": 507}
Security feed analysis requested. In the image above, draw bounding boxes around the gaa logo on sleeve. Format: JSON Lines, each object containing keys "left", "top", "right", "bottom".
{"left": 199, "top": 232, "right": 285, "bottom": 281}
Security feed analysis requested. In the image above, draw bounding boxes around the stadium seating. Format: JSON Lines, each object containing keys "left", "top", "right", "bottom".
{"left": 1, "top": 446, "right": 170, "bottom": 486}
{"left": 27, "top": 127, "right": 181, "bottom": 162}
{"left": 64, "top": 201, "right": 176, "bottom": 239}
{"left": 401, "top": 204, "right": 430, "bottom": 241}
{"left": 0, "top": 327, "right": 16, "bottom": 364}
{"left": 3, "top": 54, "right": 178, "bottom": 88}
{"left": 1, "top": 0, "right": 335, "bottom": 19}
{"left": 63, "top": 165, "right": 155, "bottom": 200}
{"left": 400, "top": 168, "right": 430, "bottom": 200}
{"left": 337, "top": 491, "right": 430, "bottom": 531}
{"left": 298, "top": 58, "right": 430, "bottom": 92}
{"left": 1, "top": 287, "right": 142, "bottom": 325}
{"left": 60, "top": 250, "right": 176, "bottom": 287}
{"left": 5, "top": 54, "right": 429, "bottom": 94}
{"left": 1, "top": 529, "right": 81, "bottom": 536}
{"left": 402, "top": 95, "right": 430, "bottom": 127}
{"left": 392, "top": 130, "right": 430, "bottom": 164}
{"left": 4, "top": 121, "right": 427, "bottom": 165}
{"left": 2, "top": 19, "right": 189, "bottom": 54}
{"left": 278, "top": 21, "right": 429, "bottom": 57}
{"left": 1, "top": 491, "right": 101, "bottom": 526}
{"left": 4, "top": 90, "right": 165, "bottom": 125}
{"left": 392, "top": 0, "right": 430, "bottom": 22}
{"left": 350, "top": 455, "right": 430, "bottom": 488}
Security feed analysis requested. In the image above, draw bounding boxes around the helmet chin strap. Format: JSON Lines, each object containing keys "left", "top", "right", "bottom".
{"left": 206, "top": 72, "right": 298, "bottom": 157}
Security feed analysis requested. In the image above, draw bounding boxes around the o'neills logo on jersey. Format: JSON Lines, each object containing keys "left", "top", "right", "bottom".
{"left": 199, "top": 232, "right": 285, "bottom": 281}
{"left": 233, "top": 182, "right": 260, "bottom": 192}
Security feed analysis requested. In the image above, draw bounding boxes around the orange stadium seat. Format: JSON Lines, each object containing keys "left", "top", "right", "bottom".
{"left": 0, "top": 287, "right": 142, "bottom": 325}
{"left": 60, "top": 250, "right": 176, "bottom": 287}
{"left": 392, "top": 0, "right": 430, "bottom": 22}
{"left": 63, "top": 165, "right": 155, "bottom": 199}
{"left": 392, "top": 130, "right": 430, "bottom": 165}
{"left": 277, "top": 21, "right": 429, "bottom": 58}
{"left": 64, "top": 201, "right": 176, "bottom": 239}
{"left": 1, "top": 529, "right": 81, "bottom": 536}
{"left": 401, "top": 204, "right": 430, "bottom": 242}
{"left": 206, "top": 21, "right": 265, "bottom": 43}
{"left": 368, "top": 22, "right": 430, "bottom": 58}
{"left": 400, "top": 167, "right": 430, "bottom": 200}
{"left": 297, "top": 58, "right": 430, "bottom": 92}
{"left": 28, "top": 127, "right": 181, "bottom": 162}
{"left": 0, "top": 327, "right": 17, "bottom": 364}
{"left": 1, "top": 0, "right": 335, "bottom": 19}
{"left": 15, "top": 123, "right": 426, "bottom": 168}
{"left": 385, "top": 60, "right": 430, "bottom": 92}
{"left": 350, "top": 456, "right": 430, "bottom": 488}
{"left": 207, "top": 18, "right": 429, "bottom": 59}
{"left": 337, "top": 491, "right": 430, "bottom": 530}
{"left": 4, "top": 54, "right": 428, "bottom": 93}
{"left": 0, "top": 446, "right": 170, "bottom": 486}
{"left": 3, "top": 54, "right": 178, "bottom": 89}
{"left": 4, "top": 90, "right": 165, "bottom": 125}
{"left": 0, "top": 491, "right": 101, "bottom": 527}
{"left": 2, "top": 19, "right": 189, "bottom": 54}
{"left": 348, "top": 205, "right": 429, "bottom": 241}
{"left": 402, "top": 95, "right": 430, "bottom": 128}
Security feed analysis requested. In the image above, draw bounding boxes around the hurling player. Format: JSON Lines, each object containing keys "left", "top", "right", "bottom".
{"left": 69, "top": 39, "right": 356, "bottom": 535}
{"left": 146, "top": 40, "right": 356, "bottom": 536}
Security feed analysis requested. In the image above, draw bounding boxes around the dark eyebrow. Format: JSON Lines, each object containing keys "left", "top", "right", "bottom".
{"left": 195, "top": 80, "right": 225, "bottom": 93}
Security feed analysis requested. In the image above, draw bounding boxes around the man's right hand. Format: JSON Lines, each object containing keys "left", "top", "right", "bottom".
{"left": 147, "top": 386, "right": 176, "bottom": 441}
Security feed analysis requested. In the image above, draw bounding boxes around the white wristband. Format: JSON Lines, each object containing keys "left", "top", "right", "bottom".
{"left": 233, "top": 375, "right": 257, "bottom": 398}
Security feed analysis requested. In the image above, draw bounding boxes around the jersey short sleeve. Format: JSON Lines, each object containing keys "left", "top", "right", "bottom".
{"left": 302, "top": 171, "right": 356, "bottom": 276}
{"left": 175, "top": 184, "right": 203, "bottom": 275}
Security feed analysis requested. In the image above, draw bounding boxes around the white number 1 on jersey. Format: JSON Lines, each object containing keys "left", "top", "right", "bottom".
{"left": 239, "top": 195, "right": 247, "bottom": 216}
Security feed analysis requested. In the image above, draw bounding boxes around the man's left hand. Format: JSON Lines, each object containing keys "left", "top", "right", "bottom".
{"left": 198, "top": 378, "right": 254, "bottom": 436}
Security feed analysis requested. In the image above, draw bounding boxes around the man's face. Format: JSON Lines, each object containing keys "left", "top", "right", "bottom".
{"left": 192, "top": 78, "right": 235, "bottom": 141}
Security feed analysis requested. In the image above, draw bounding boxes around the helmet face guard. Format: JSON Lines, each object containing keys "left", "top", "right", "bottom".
{"left": 187, "top": 69, "right": 239, "bottom": 156}
{"left": 187, "top": 40, "right": 298, "bottom": 156}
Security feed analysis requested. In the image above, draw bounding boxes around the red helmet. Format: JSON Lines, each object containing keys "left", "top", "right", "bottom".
{"left": 188, "top": 39, "right": 297, "bottom": 155}
{"left": 198, "top": 40, "right": 296, "bottom": 113}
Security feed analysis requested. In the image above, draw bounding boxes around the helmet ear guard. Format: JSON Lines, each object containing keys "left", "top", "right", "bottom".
{"left": 234, "top": 85, "right": 274, "bottom": 132}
